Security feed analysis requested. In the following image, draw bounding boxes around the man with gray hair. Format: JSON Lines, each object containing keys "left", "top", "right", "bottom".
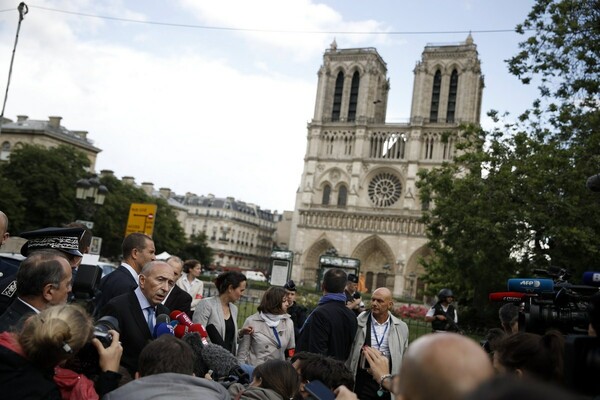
{"left": 100, "top": 260, "right": 174, "bottom": 376}
{"left": 0, "top": 249, "right": 72, "bottom": 332}
{"left": 164, "top": 256, "right": 192, "bottom": 318}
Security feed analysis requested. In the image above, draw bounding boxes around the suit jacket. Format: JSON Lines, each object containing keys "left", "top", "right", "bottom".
{"left": 0, "top": 298, "right": 36, "bottom": 333}
{"left": 192, "top": 296, "right": 238, "bottom": 354}
{"left": 164, "top": 285, "right": 192, "bottom": 318}
{"left": 100, "top": 291, "right": 169, "bottom": 375}
{"left": 94, "top": 265, "right": 138, "bottom": 316}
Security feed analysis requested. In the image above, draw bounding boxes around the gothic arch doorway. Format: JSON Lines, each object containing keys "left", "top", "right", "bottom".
{"left": 403, "top": 245, "right": 431, "bottom": 301}
{"left": 302, "top": 237, "right": 335, "bottom": 286}
{"left": 352, "top": 235, "right": 395, "bottom": 292}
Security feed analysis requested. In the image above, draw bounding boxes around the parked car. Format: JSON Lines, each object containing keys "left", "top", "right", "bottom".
{"left": 244, "top": 270, "right": 267, "bottom": 282}
{"left": 97, "top": 261, "right": 117, "bottom": 277}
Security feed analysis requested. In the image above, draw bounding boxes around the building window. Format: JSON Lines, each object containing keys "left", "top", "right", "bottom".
{"left": 424, "top": 136, "right": 435, "bottom": 159}
{"left": 347, "top": 71, "right": 360, "bottom": 121}
{"left": 368, "top": 172, "right": 402, "bottom": 207}
{"left": 0, "top": 141, "right": 10, "bottom": 161}
{"left": 337, "top": 185, "right": 347, "bottom": 207}
{"left": 446, "top": 69, "right": 458, "bottom": 123}
{"left": 429, "top": 70, "right": 441, "bottom": 123}
{"left": 322, "top": 184, "right": 331, "bottom": 205}
{"left": 332, "top": 72, "right": 344, "bottom": 121}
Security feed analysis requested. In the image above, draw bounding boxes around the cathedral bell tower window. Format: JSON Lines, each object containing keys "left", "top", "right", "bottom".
{"left": 429, "top": 70, "right": 441, "bottom": 123}
{"left": 332, "top": 72, "right": 344, "bottom": 122}
{"left": 347, "top": 71, "right": 360, "bottom": 122}
{"left": 446, "top": 69, "right": 458, "bottom": 123}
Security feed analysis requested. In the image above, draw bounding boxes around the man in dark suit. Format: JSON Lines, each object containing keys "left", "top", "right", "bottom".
{"left": 0, "top": 211, "right": 19, "bottom": 316}
{"left": 95, "top": 233, "right": 156, "bottom": 315}
{"left": 100, "top": 260, "right": 174, "bottom": 376}
{"left": 0, "top": 250, "right": 72, "bottom": 332}
{"left": 164, "top": 256, "right": 192, "bottom": 318}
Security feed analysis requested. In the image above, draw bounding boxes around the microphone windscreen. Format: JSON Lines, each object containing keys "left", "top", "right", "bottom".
{"left": 174, "top": 324, "right": 188, "bottom": 338}
{"left": 206, "top": 324, "right": 226, "bottom": 347}
{"left": 181, "top": 332, "right": 210, "bottom": 378}
{"left": 200, "top": 343, "right": 239, "bottom": 377}
{"left": 188, "top": 324, "right": 209, "bottom": 344}
{"left": 153, "top": 322, "right": 174, "bottom": 338}
{"left": 507, "top": 278, "right": 554, "bottom": 294}
{"left": 170, "top": 310, "right": 193, "bottom": 327}
{"left": 156, "top": 314, "right": 170, "bottom": 325}
{"left": 488, "top": 292, "right": 527, "bottom": 302}
{"left": 582, "top": 271, "right": 600, "bottom": 287}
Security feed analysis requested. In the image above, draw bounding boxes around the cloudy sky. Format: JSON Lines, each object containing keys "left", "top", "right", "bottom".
{"left": 0, "top": 0, "right": 537, "bottom": 212}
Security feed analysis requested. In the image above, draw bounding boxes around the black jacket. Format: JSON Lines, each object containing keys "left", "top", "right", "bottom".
{"left": 94, "top": 265, "right": 138, "bottom": 316}
{"left": 164, "top": 285, "right": 192, "bottom": 319}
{"left": 0, "top": 298, "right": 35, "bottom": 333}
{"left": 100, "top": 291, "right": 170, "bottom": 376}
{"left": 296, "top": 299, "right": 357, "bottom": 361}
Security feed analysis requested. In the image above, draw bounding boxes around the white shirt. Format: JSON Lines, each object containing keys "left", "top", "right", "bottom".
{"left": 121, "top": 262, "right": 139, "bottom": 284}
{"left": 370, "top": 314, "right": 391, "bottom": 356}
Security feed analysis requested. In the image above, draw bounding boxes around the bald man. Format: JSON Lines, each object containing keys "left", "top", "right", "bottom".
{"left": 395, "top": 333, "right": 493, "bottom": 400}
{"left": 346, "top": 287, "right": 409, "bottom": 400}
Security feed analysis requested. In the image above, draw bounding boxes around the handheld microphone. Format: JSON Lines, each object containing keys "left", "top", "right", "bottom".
{"left": 507, "top": 278, "right": 554, "bottom": 294}
{"left": 488, "top": 292, "right": 529, "bottom": 302}
{"left": 188, "top": 323, "right": 209, "bottom": 345}
{"left": 153, "top": 323, "right": 175, "bottom": 338}
{"left": 170, "top": 310, "right": 193, "bottom": 327}
{"left": 206, "top": 324, "right": 226, "bottom": 347}
{"left": 156, "top": 314, "right": 170, "bottom": 325}
{"left": 582, "top": 272, "right": 600, "bottom": 287}
{"left": 174, "top": 324, "right": 188, "bottom": 338}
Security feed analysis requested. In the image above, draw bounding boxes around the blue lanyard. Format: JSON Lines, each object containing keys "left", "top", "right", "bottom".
{"left": 371, "top": 318, "right": 389, "bottom": 350}
{"left": 271, "top": 327, "right": 282, "bottom": 349}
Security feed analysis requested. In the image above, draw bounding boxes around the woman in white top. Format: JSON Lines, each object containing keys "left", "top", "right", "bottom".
{"left": 176, "top": 259, "right": 204, "bottom": 312}
{"left": 236, "top": 287, "right": 295, "bottom": 366}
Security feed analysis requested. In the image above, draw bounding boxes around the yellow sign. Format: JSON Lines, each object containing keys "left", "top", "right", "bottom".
{"left": 125, "top": 203, "right": 157, "bottom": 237}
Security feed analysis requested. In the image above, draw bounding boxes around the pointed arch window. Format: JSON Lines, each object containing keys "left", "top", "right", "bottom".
{"left": 446, "top": 69, "right": 458, "bottom": 123}
{"left": 332, "top": 72, "right": 344, "bottom": 122}
{"left": 337, "top": 185, "right": 347, "bottom": 207}
{"left": 347, "top": 71, "right": 360, "bottom": 121}
{"left": 429, "top": 70, "right": 441, "bottom": 123}
{"left": 322, "top": 184, "right": 331, "bottom": 205}
{"left": 0, "top": 141, "right": 10, "bottom": 161}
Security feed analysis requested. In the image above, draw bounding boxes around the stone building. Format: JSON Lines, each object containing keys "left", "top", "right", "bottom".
{"left": 289, "top": 35, "right": 484, "bottom": 299}
{"left": 172, "top": 193, "right": 277, "bottom": 272}
{"left": 0, "top": 115, "right": 101, "bottom": 170}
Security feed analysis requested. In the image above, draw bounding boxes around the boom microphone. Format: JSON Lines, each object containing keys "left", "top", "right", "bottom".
{"left": 507, "top": 278, "right": 554, "bottom": 294}
{"left": 170, "top": 310, "right": 193, "bottom": 327}
{"left": 488, "top": 292, "right": 529, "bottom": 302}
{"left": 582, "top": 272, "right": 600, "bottom": 287}
{"left": 199, "top": 342, "right": 240, "bottom": 378}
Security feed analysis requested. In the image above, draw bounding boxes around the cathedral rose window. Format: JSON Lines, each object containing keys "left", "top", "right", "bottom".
{"left": 368, "top": 172, "right": 402, "bottom": 207}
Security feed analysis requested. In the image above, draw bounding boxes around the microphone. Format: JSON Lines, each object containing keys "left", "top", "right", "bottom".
{"left": 170, "top": 310, "right": 193, "bottom": 327}
{"left": 188, "top": 323, "right": 209, "bottom": 345}
{"left": 582, "top": 271, "right": 600, "bottom": 287}
{"left": 153, "top": 323, "right": 174, "bottom": 338}
{"left": 586, "top": 174, "right": 600, "bottom": 192}
{"left": 199, "top": 342, "right": 240, "bottom": 378}
{"left": 488, "top": 292, "right": 529, "bottom": 302}
{"left": 507, "top": 278, "right": 554, "bottom": 294}
{"left": 206, "top": 324, "right": 226, "bottom": 347}
{"left": 174, "top": 324, "right": 189, "bottom": 338}
{"left": 156, "top": 314, "right": 170, "bottom": 325}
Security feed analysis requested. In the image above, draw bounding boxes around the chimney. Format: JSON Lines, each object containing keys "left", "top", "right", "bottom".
{"left": 122, "top": 176, "right": 135, "bottom": 186}
{"left": 16, "top": 115, "right": 28, "bottom": 123}
{"left": 159, "top": 187, "right": 171, "bottom": 198}
{"left": 141, "top": 182, "right": 154, "bottom": 196}
{"left": 48, "top": 116, "right": 62, "bottom": 128}
{"left": 100, "top": 169, "right": 114, "bottom": 177}
{"left": 73, "top": 130, "right": 88, "bottom": 139}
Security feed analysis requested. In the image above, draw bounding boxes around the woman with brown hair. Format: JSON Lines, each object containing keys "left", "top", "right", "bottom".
{"left": 237, "top": 287, "right": 295, "bottom": 366}
{"left": 0, "top": 304, "right": 122, "bottom": 399}
{"left": 228, "top": 359, "right": 300, "bottom": 400}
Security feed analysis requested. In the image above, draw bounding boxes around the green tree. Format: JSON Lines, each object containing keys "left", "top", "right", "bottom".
{"left": 0, "top": 175, "right": 26, "bottom": 233}
{"left": 417, "top": 0, "right": 600, "bottom": 329}
{"left": 0, "top": 145, "right": 89, "bottom": 232}
{"left": 151, "top": 197, "right": 186, "bottom": 256}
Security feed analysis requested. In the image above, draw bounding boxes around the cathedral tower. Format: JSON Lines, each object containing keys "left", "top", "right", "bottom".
{"left": 290, "top": 36, "right": 483, "bottom": 298}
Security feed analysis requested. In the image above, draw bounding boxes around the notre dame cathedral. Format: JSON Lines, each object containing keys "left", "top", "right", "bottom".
{"left": 289, "top": 35, "right": 484, "bottom": 299}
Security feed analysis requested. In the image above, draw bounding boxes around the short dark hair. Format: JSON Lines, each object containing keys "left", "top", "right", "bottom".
{"left": 215, "top": 271, "right": 247, "bottom": 295}
{"left": 17, "top": 250, "right": 68, "bottom": 297}
{"left": 122, "top": 232, "right": 152, "bottom": 259}
{"left": 322, "top": 268, "right": 347, "bottom": 293}
{"left": 257, "top": 287, "right": 287, "bottom": 314}
{"left": 253, "top": 360, "right": 300, "bottom": 400}
{"left": 499, "top": 303, "right": 519, "bottom": 325}
{"left": 183, "top": 259, "right": 201, "bottom": 274}
{"left": 138, "top": 335, "right": 194, "bottom": 377}
{"left": 299, "top": 354, "right": 354, "bottom": 390}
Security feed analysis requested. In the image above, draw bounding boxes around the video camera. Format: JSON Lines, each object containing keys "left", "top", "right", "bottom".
{"left": 489, "top": 267, "right": 599, "bottom": 334}
{"left": 70, "top": 264, "right": 102, "bottom": 314}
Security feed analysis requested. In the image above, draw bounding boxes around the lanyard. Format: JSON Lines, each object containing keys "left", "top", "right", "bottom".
{"left": 271, "top": 327, "right": 282, "bottom": 349}
{"left": 371, "top": 317, "right": 389, "bottom": 350}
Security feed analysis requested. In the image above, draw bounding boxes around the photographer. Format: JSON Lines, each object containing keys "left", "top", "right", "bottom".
{"left": 0, "top": 304, "right": 122, "bottom": 399}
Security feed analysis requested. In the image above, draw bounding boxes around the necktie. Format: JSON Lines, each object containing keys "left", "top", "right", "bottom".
{"left": 145, "top": 306, "right": 155, "bottom": 332}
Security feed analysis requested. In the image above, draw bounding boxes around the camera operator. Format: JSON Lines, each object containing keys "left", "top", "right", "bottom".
{"left": 0, "top": 304, "right": 122, "bottom": 399}
{"left": 345, "top": 274, "right": 365, "bottom": 315}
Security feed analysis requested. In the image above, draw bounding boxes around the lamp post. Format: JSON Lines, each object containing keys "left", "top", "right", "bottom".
{"left": 75, "top": 176, "right": 108, "bottom": 224}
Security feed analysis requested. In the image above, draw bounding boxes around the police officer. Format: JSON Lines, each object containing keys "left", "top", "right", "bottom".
{"left": 284, "top": 280, "right": 307, "bottom": 341}
{"left": 0, "top": 211, "right": 19, "bottom": 315}
{"left": 425, "top": 288, "right": 460, "bottom": 333}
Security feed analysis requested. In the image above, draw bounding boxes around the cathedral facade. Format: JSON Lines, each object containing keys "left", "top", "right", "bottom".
{"left": 289, "top": 35, "right": 484, "bottom": 299}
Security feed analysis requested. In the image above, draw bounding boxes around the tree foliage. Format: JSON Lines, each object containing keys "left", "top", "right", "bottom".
{"left": 417, "top": 0, "right": 600, "bottom": 329}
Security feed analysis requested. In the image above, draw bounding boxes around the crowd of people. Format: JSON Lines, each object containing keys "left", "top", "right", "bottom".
{"left": 0, "top": 209, "right": 598, "bottom": 399}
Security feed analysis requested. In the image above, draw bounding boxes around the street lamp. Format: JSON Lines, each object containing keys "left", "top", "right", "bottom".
{"left": 75, "top": 176, "right": 109, "bottom": 222}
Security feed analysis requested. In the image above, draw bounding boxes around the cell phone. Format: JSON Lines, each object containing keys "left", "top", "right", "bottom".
{"left": 359, "top": 350, "right": 370, "bottom": 369}
{"left": 305, "top": 380, "right": 335, "bottom": 400}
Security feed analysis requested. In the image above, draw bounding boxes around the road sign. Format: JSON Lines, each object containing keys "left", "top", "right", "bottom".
{"left": 125, "top": 203, "right": 158, "bottom": 237}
